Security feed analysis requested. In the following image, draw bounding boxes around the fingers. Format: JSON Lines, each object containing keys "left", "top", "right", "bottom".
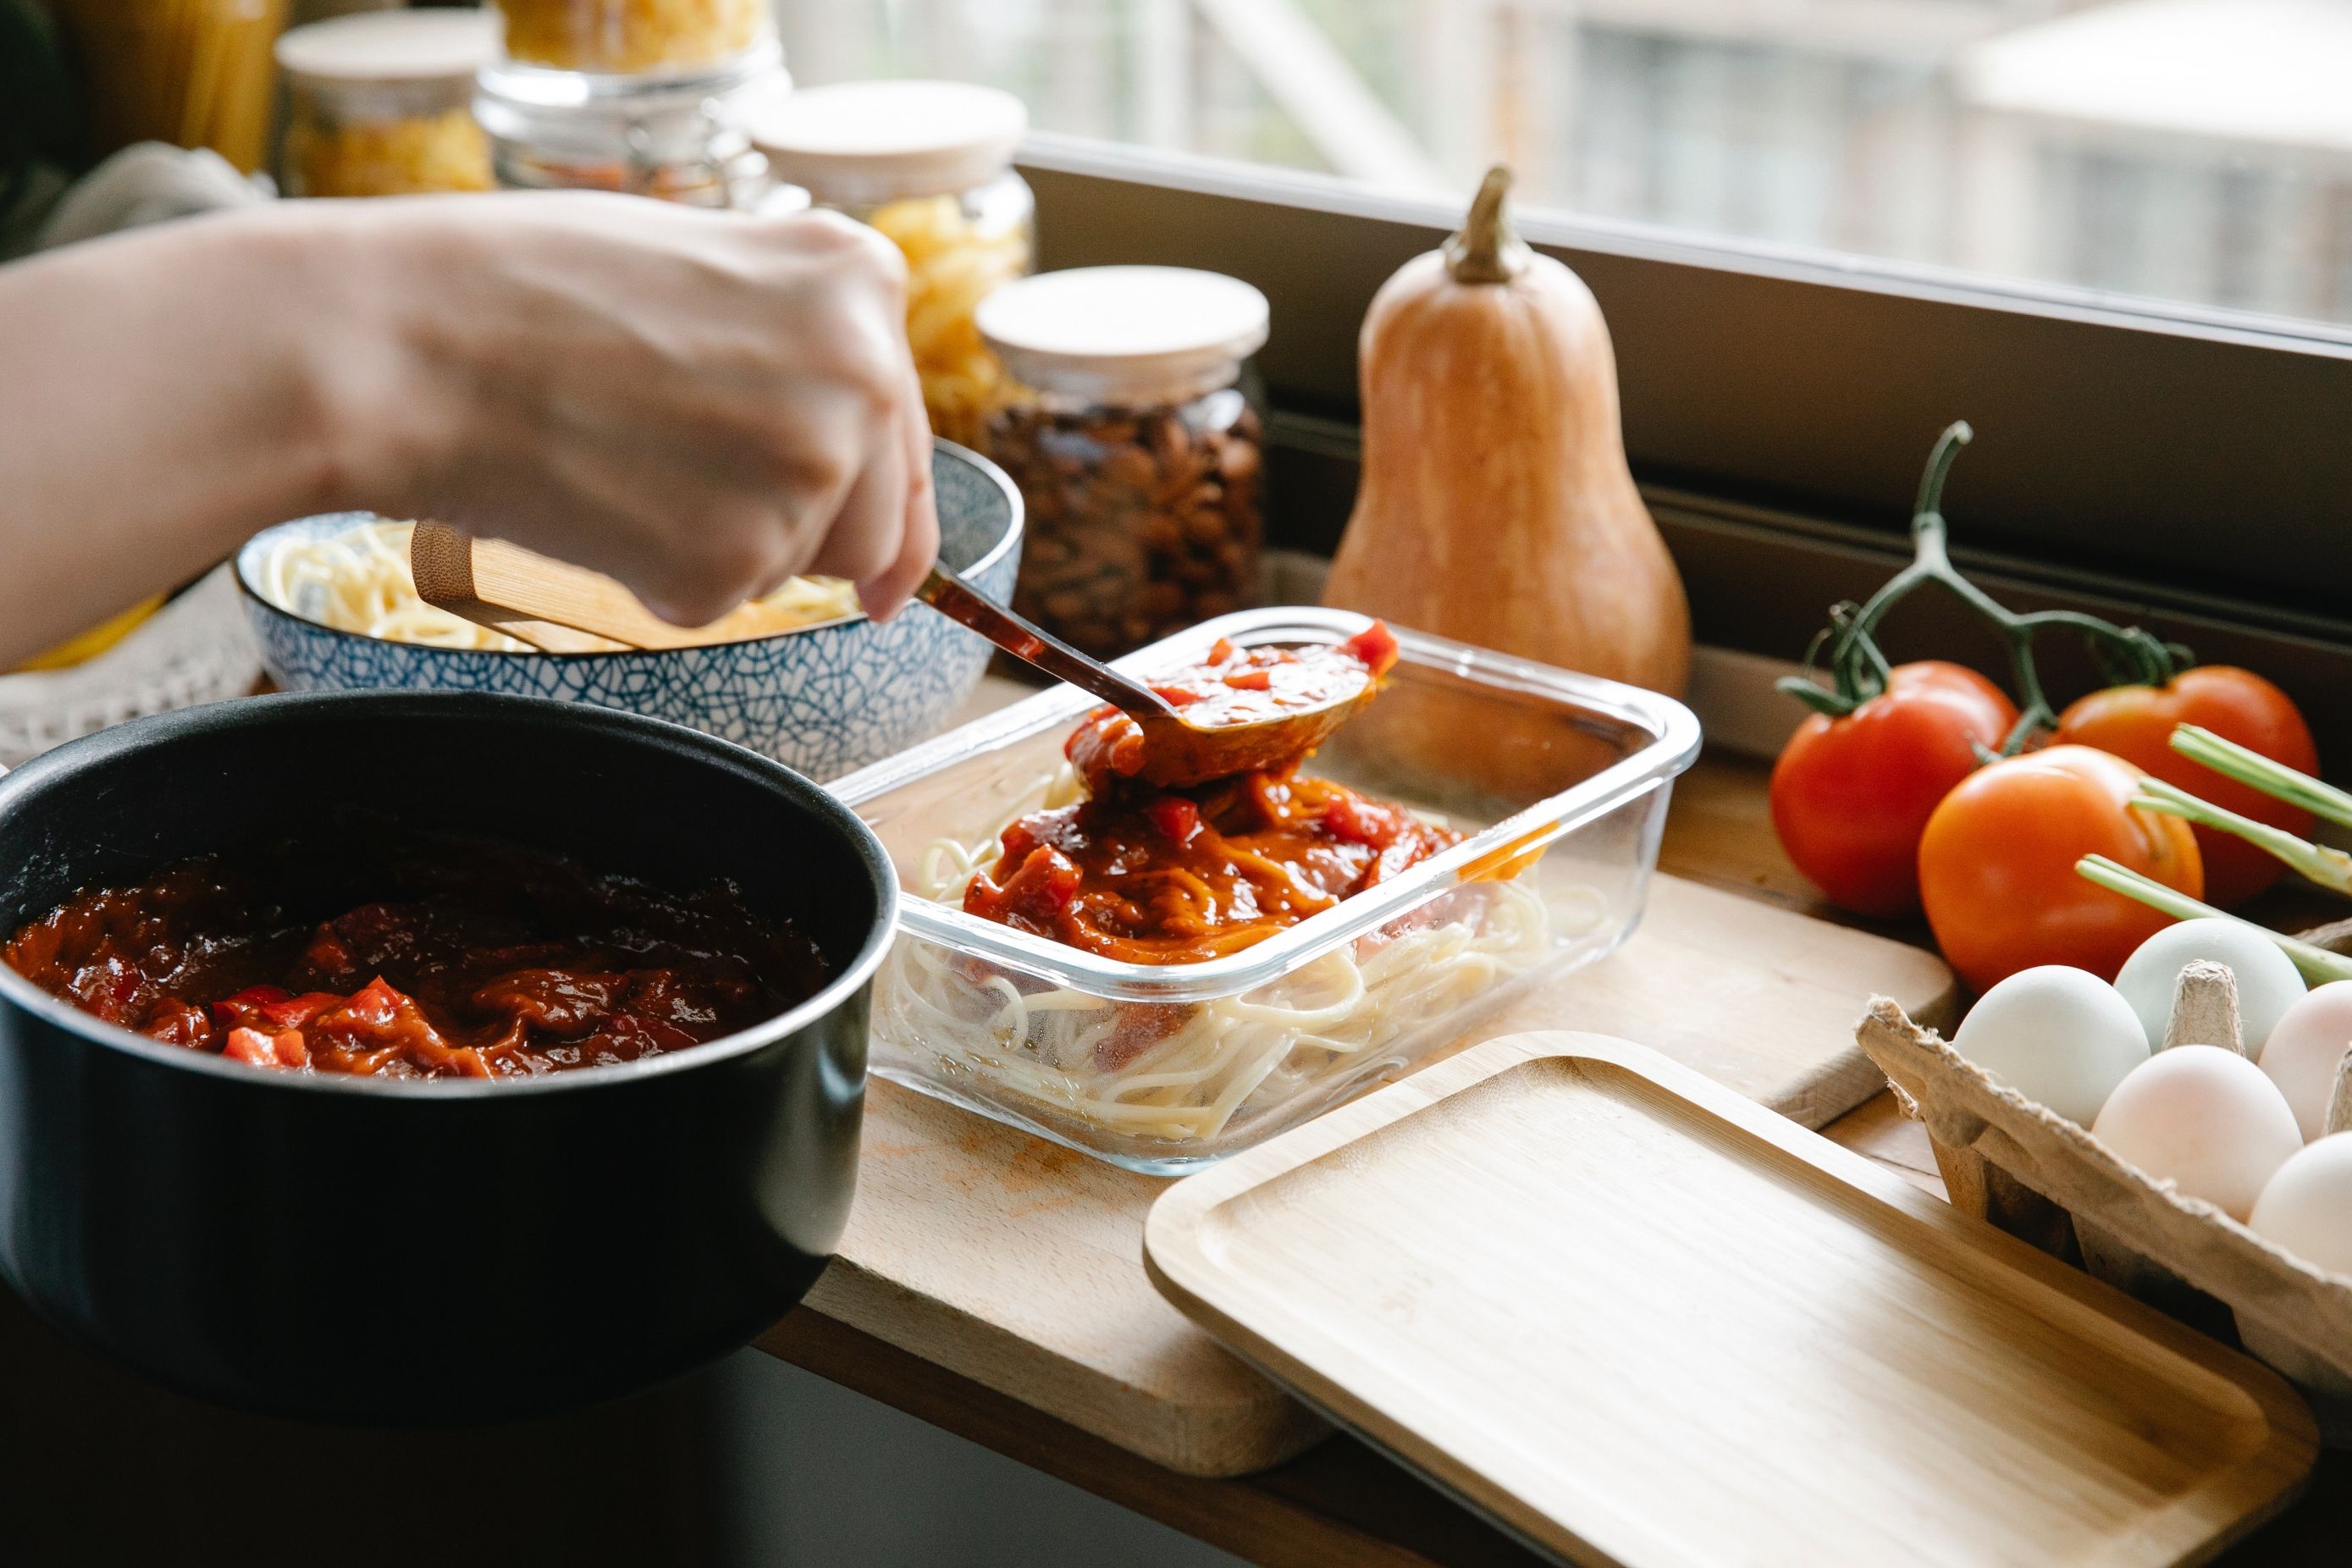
{"left": 857, "top": 363, "right": 939, "bottom": 621}
{"left": 809, "top": 400, "right": 909, "bottom": 609}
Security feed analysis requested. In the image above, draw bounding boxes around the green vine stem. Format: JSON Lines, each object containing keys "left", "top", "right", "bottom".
{"left": 2130, "top": 777, "right": 2352, "bottom": 897}
{"left": 1776, "top": 423, "right": 2190, "bottom": 757}
{"left": 2074, "top": 854, "right": 2352, "bottom": 984}
{"left": 2170, "top": 723, "right": 2352, "bottom": 832}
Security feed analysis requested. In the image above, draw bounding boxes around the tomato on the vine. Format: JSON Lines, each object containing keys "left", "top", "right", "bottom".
{"left": 2054, "top": 667, "right": 2316, "bottom": 908}
{"left": 1918, "top": 744, "right": 2201, "bottom": 992}
{"left": 1770, "top": 661, "right": 2017, "bottom": 919}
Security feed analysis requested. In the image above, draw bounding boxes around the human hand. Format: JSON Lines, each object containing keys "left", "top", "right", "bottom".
{"left": 318, "top": 193, "right": 938, "bottom": 623}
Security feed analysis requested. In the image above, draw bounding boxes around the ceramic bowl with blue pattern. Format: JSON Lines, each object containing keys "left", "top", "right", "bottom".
{"left": 238, "top": 442, "right": 1021, "bottom": 781}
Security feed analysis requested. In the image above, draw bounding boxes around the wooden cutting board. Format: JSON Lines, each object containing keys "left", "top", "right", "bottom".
{"left": 1146, "top": 1033, "right": 2318, "bottom": 1566}
{"left": 781, "top": 870, "right": 1956, "bottom": 1478}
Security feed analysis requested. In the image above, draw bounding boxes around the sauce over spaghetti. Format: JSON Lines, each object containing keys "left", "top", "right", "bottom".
{"left": 963, "top": 625, "right": 1460, "bottom": 963}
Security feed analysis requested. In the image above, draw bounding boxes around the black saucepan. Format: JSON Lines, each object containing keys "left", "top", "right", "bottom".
{"left": 0, "top": 692, "right": 894, "bottom": 1422}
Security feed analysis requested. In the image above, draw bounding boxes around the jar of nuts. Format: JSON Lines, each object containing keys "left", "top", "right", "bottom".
{"left": 275, "top": 10, "right": 498, "bottom": 198}
{"left": 976, "top": 267, "right": 1270, "bottom": 660}
{"left": 750, "top": 81, "right": 1034, "bottom": 450}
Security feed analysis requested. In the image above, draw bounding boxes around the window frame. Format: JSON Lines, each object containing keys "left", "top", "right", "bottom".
{"left": 1015, "top": 133, "right": 2352, "bottom": 637}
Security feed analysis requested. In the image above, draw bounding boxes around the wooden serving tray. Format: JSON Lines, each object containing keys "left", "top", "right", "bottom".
{"left": 1146, "top": 1032, "right": 2318, "bottom": 1566}
{"left": 790, "top": 872, "right": 1954, "bottom": 1478}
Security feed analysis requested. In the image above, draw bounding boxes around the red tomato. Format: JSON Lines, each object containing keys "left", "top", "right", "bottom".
{"left": 2055, "top": 666, "right": 2316, "bottom": 908}
{"left": 1770, "top": 662, "right": 2018, "bottom": 918}
{"left": 1917, "top": 745, "right": 2202, "bottom": 992}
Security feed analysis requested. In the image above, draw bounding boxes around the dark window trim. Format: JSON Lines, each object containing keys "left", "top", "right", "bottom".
{"left": 1016, "top": 134, "right": 2352, "bottom": 636}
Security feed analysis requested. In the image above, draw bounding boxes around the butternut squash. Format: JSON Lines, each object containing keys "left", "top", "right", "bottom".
{"left": 1323, "top": 167, "right": 1689, "bottom": 697}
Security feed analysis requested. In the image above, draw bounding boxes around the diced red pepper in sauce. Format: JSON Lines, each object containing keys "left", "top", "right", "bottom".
{"left": 1146, "top": 798, "right": 1201, "bottom": 843}
{"left": 222, "top": 1025, "right": 307, "bottom": 1069}
{"left": 1, "top": 836, "right": 828, "bottom": 1079}
{"left": 1063, "top": 628, "right": 1398, "bottom": 797}
{"left": 1339, "top": 621, "right": 1400, "bottom": 679}
{"left": 965, "top": 625, "right": 1461, "bottom": 964}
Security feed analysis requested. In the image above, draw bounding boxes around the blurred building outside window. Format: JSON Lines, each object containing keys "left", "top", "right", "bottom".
{"left": 775, "top": 0, "right": 2352, "bottom": 334}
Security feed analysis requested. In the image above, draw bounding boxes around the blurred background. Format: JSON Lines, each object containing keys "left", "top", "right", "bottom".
{"left": 2, "top": 3, "right": 2345, "bottom": 1562}
{"left": 9, "top": 0, "right": 2348, "bottom": 330}
{"left": 776, "top": 0, "right": 2352, "bottom": 333}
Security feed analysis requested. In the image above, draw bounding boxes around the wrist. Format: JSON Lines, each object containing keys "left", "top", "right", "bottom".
{"left": 255, "top": 198, "right": 472, "bottom": 521}
{"left": 187, "top": 202, "right": 373, "bottom": 520}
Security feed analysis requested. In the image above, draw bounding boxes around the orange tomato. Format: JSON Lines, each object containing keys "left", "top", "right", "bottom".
{"left": 2055, "top": 667, "right": 2316, "bottom": 908}
{"left": 1917, "top": 745, "right": 2201, "bottom": 993}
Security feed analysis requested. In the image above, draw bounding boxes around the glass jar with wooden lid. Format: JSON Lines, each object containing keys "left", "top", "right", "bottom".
{"left": 750, "top": 81, "right": 1034, "bottom": 450}
{"left": 490, "top": 0, "right": 776, "bottom": 78}
{"left": 276, "top": 9, "right": 498, "bottom": 198}
{"left": 472, "top": 52, "right": 785, "bottom": 207}
{"left": 979, "top": 266, "right": 1270, "bottom": 659}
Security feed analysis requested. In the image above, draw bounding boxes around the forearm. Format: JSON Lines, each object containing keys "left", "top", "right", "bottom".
{"left": 0, "top": 204, "right": 360, "bottom": 665}
{"left": 0, "top": 191, "right": 934, "bottom": 662}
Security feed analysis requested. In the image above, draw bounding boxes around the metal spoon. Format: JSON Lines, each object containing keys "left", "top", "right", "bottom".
{"left": 407, "top": 527, "right": 1365, "bottom": 785}
{"left": 914, "top": 567, "right": 1372, "bottom": 785}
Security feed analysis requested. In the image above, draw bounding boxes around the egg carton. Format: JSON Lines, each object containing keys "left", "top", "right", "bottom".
{"left": 1860, "top": 969, "right": 2352, "bottom": 1444}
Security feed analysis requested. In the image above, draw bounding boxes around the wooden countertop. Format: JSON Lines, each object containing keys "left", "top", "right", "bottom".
{"left": 761, "top": 749, "right": 2352, "bottom": 1568}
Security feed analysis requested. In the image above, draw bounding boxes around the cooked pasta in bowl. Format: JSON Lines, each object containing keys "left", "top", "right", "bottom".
{"left": 235, "top": 440, "right": 1021, "bottom": 781}
{"left": 832, "top": 609, "right": 1700, "bottom": 1173}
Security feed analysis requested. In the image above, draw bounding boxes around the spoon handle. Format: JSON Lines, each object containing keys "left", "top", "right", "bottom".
{"left": 915, "top": 566, "right": 1172, "bottom": 719}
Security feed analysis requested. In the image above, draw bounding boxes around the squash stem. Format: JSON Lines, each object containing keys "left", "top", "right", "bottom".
{"left": 1444, "top": 165, "right": 1530, "bottom": 284}
{"left": 2073, "top": 854, "right": 2352, "bottom": 983}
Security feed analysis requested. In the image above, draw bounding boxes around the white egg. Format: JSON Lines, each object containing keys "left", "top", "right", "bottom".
{"left": 2112, "top": 918, "right": 2306, "bottom": 1054}
{"left": 2091, "top": 1045, "right": 2304, "bottom": 1220}
{"left": 1951, "top": 966, "right": 2149, "bottom": 1126}
{"left": 2250, "top": 1134, "right": 2352, "bottom": 1277}
{"left": 2258, "top": 981, "right": 2352, "bottom": 1143}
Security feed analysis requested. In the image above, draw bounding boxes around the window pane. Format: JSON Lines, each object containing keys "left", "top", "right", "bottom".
{"left": 775, "top": 0, "right": 2352, "bottom": 333}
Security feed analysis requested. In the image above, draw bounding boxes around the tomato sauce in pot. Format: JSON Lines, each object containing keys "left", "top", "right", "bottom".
{"left": 3, "top": 834, "right": 828, "bottom": 1079}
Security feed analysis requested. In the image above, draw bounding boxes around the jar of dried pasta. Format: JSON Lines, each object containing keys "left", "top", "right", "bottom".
{"left": 978, "top": 267, "right": 1269, "bottom": 659}
{"left": 750, "top": 81, "right": 1033, "bottom": 450}
{"left": 491, "top": 0, "right": 775, "bottom": 78}
{"left": 473, "top": 53, "right": 784, "bottom": 207}
{"left": 275, "top": 10, "right": 497, "bottom": 198}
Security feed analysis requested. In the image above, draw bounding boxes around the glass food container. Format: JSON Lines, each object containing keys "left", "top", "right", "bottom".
{"left": 750, "top": 80, "right": 1034, "bottom": 450}
{"left": 490, "top": 0, "right": 776, "bottom": 78}
{"left": 831, "top": 608, "right": 1701, "bottom": 1174}
{"left": 473, "top": 52, "right": 783, "bottom": 207}
{"left": 979, "top": 267, "right": 1269, "bottom": 660}
{"left": 275, "top": 9, "right": 497, "bottom": 197}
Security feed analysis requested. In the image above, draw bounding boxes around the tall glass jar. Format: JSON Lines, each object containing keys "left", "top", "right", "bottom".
{"left": 750, "top": 81, "right": 1033, "bottom": 450}
{"left": 978, "top": 267, "right": 1270, "bottom": 660}
{"left": 274, "top": 10, "right": 497, "bottom": 197}
{"left": 490, "top": 0, "right": 775, "bottom": 78}
{"left": 473, "top": 53, "right": 784, "bottom": 207}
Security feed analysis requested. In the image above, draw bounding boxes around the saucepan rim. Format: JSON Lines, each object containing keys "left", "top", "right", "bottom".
{"left": 0, "top": 689, "right": 898, "bottom": 1099}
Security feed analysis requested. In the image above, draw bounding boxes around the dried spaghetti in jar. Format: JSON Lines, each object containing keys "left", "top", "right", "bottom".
{"left": 979, "top": 268, "right": 1269, "bottom": 660}
{"left": 751, "top": 82, "right": 1033, "bottom": 450}
{"left": 493, "top": 0, "right": 771, "bottom": 76}
{"left": 275, "top": 10, "right": 496, "bottom": 198}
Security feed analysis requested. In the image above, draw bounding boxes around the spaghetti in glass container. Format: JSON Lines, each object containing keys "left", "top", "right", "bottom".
{"left": 835, "top": 610, "right": 1700, "bottom": 1173}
